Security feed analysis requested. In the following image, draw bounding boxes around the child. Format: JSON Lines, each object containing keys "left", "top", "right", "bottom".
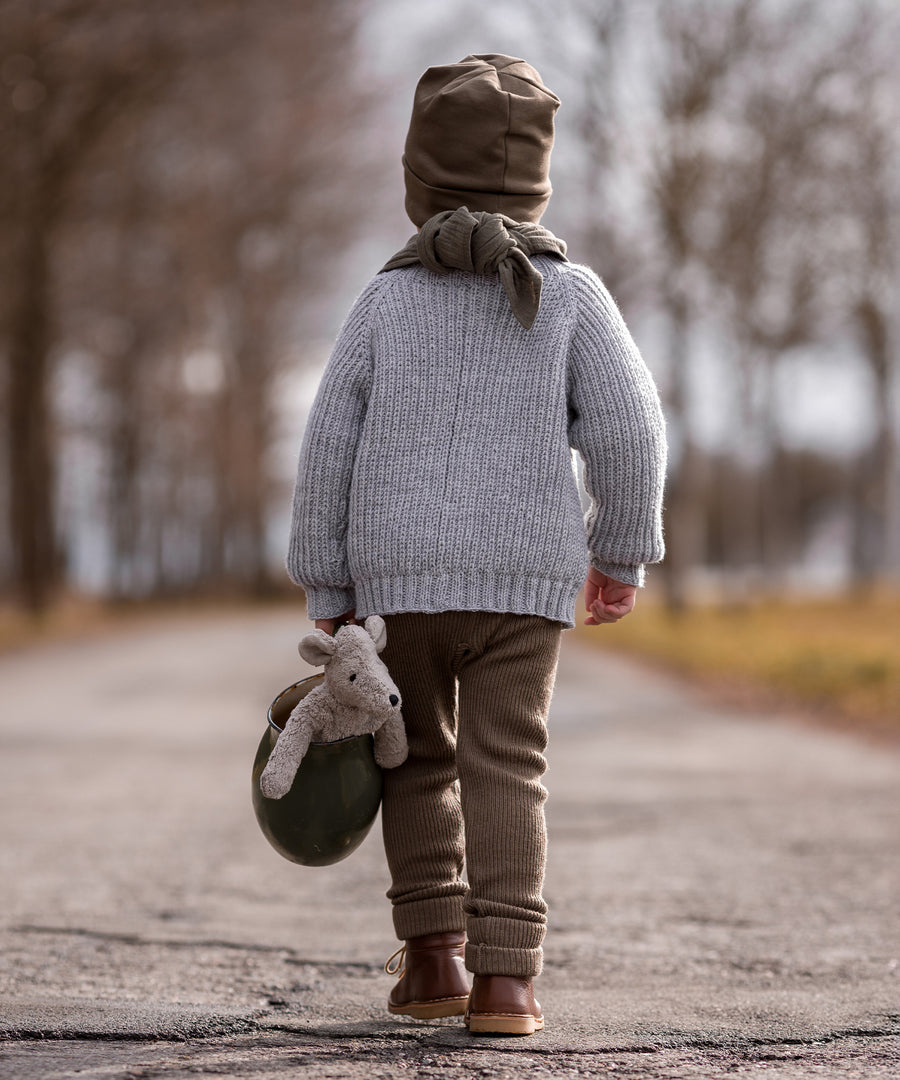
{"left": 286, "top": 54, "right": 666, "bottom": 1035}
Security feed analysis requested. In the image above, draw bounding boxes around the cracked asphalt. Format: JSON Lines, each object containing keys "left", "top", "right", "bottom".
{"left": 0, "top": 607, "right": 898, "bottom": 1079}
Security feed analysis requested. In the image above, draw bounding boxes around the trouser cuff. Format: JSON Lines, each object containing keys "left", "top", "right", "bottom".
{"left": 391, "top": 895, "right": 466, "bottom": 940}
{"left": 464, "top": 914, "right": 545, "bottom": 976}
{"left": 465, "top": 942, "right": 543, "bottom": 977}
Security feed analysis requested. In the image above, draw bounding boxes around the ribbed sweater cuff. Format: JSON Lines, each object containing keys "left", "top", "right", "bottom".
{"left": 589, "top": 558, "right": 645, "bottom": 588}
{"left": 302, "top": 584, "right": 356, "bottom": 620}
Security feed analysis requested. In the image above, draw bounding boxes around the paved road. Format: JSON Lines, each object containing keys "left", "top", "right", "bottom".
{"left": 0, "top": 608, "right": 897, "bottom": 1079}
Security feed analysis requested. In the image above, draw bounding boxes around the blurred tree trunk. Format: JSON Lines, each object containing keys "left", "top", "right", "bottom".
{"left": 1, "top": 2, "right": 169, "bottom": 610}
{"left": 846, "top": 65, "right": 899, "bottom": 586}
{"left": 852, "top": 296, "right": 896, "bottom": 586}
{"left": 101, "top": 168, "right": 147, "bottom": 600}
{"left": 228, "top": 326, "right": 273, "bottom": 595}
{"left": 5, "top": 16, "right": 67, "bottom": 611}
{"left": 107, "top": 350, "right": 140, "bottom": 600}
{"left": 7, "top": 196, "right": 57, "bottom": 612}
{"left": 661, "top": 291, "right": 704, "bottom": 612}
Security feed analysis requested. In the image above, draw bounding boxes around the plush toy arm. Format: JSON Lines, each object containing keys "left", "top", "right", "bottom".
{"left": 260, "top": 712, "right": 313, "bottom": 800}
{"left": 373, "top": 712, "right": 408, "bottom": 769}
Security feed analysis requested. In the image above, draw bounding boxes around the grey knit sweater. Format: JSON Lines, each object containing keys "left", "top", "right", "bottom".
{"left": 286, "top": 256, "right": 666, "bottom": 628}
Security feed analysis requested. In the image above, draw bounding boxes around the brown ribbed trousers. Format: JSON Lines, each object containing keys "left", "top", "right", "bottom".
{"left": 379, "top": 611, "right": 563, "bottom": 977}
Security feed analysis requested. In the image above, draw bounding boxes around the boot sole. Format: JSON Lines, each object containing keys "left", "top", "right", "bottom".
{"left": 466, "top": 1012, "right": 544, "bottom": 1035}
{"left": 388, "top": 996, "right": 469, "bottom": 1019}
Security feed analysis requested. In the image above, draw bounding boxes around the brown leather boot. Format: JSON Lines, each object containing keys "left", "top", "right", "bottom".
{"left": 465, "top": 974, "right": 544, "bottom": 1035}
{"left": 386, "top": 931, "right": 470, "bottom": 1019}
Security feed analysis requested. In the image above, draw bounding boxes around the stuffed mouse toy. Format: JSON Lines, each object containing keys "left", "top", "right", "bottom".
{"left": 260, "top": 615, "right": 407, "bottom": 800}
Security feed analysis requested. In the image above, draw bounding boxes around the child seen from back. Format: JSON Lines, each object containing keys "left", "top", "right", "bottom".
{"left": 286, "top": 54, "right": 666, "bottom": 1035}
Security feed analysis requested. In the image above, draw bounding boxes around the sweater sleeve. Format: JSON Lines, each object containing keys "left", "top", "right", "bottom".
{"left": 565, "top": 265, "right": 667, "bottom": 587}
{"left": 285, "top": 278, "right": 383, "bottom": 618}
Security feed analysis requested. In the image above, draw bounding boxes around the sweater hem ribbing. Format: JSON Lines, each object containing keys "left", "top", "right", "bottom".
{"left": 353, "top": 571, "right": 578, "bottom": 629}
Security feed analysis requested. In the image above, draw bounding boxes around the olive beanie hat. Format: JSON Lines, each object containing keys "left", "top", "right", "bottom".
{"left": 402, "top": 54, "right": 560, "bottom": 227}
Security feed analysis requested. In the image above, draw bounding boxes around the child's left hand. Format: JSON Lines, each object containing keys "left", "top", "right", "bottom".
{"left": 584, "top": 569, "right": 636, "bottom": 625}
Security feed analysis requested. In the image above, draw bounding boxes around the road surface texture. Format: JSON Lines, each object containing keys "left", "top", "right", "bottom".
{"left": 1, "top": 608, "right": 897, "bottom": 1079}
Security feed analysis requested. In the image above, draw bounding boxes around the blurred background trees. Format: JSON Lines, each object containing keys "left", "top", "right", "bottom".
{"left": 1, "top": 0, "right": 376, "bottom": 610}
{"left": 524, "top": 0, "right": 900, "bottom": 606}
{"left": 1, "top": 0, "right": 898, "bottom": 614}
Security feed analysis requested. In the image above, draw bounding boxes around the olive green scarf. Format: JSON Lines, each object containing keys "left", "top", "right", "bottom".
{"left": 381, "top": 206, "right": 568, "bottom": 330}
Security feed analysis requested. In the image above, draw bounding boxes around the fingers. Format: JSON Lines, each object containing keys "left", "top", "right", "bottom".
{"left": 587, "top": 599, "right": 632, "bottom": 624}
{"left": 314, "top": 609, "right": 357, "bottom": 636}
{"left": 583, "top": 580, "right": 637, "bottom": 625}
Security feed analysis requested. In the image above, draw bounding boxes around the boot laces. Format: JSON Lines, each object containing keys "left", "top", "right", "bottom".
{"left": 384, "top": 944, "right": 406, "bottom": 978}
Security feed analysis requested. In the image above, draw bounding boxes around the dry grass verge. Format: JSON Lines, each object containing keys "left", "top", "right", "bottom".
{"left": 0, "top": 593, "right": 297, "bottom": 655}
{"left": 575, "top": 591, "right": 900, "bottom": 741}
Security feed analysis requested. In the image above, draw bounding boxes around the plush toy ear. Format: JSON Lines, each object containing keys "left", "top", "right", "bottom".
{"left": 298, "top": 629, "right": 337, "bottom": 667}
{"left": 364, "top": 615, "right": 387, "bottom": 653}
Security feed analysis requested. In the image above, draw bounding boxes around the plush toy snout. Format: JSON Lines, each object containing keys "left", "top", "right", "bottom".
{"left": 302, "top": 617, "right": 401, "bottom": 715}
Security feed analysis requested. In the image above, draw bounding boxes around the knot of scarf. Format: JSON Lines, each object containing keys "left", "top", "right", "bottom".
{"left": 381, "top": 207, "right": 567, "bottom": 330}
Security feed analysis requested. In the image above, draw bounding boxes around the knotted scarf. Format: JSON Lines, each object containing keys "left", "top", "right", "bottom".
{"left": 381, "top": 207, "right": 568, "bottom": 330}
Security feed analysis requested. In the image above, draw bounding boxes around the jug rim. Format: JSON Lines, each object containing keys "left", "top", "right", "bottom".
{"left": 266, "top": 674, "right": 372, "bottom": 748}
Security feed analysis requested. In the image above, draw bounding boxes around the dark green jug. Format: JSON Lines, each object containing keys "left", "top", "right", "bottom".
{"left": 251, "top": 674, "right": 384, "bottom": 866}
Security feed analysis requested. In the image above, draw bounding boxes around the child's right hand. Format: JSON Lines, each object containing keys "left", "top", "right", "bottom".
{"left": 584, "top": 568, "right": 636, "bottom": 625}
{"left": 314, "top": 610, "right": 357, "bottom": 636}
